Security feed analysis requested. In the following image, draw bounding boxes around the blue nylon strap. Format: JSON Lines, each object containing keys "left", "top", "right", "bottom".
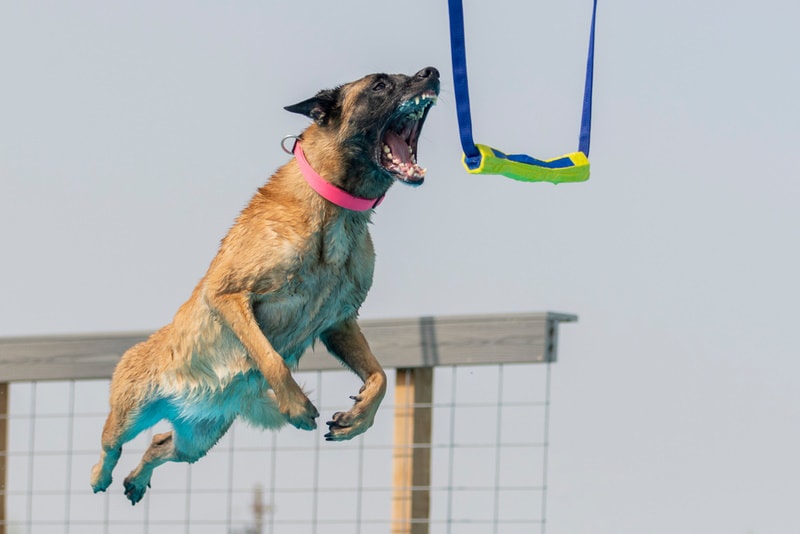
{"left": 579, "top": 0, "right": 598, "bottom": 156}
{"left": 448, "top": 0, "right": 597, "bottom": 164}
{"left": 447, "top": 0, "right": 481, "bottom": 167}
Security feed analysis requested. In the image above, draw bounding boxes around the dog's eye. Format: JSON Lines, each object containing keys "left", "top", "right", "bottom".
{"left": 372, "top": 81, "right": 386, "bottom": 92}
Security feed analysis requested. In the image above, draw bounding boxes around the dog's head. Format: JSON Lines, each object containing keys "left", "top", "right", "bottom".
{"left": 285, "top": 67, "right": 439, "bottom": 196}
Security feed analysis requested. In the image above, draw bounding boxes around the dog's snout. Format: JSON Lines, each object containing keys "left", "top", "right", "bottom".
{"left": 415, "top": 67, "right": 439, "bottom": 80}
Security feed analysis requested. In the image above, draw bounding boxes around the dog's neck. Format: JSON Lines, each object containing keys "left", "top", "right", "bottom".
{"left": 293, "top": 141, "right": 384, "bottom": 211}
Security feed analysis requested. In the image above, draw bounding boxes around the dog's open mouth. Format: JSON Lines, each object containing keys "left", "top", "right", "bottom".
{"left": 380, "top": 91, "right": 437, "bottom": 185}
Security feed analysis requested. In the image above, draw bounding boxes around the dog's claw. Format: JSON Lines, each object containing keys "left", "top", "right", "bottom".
{"left": 324, "top": 423, "right": 346, "bottom": 441}
{"left": 325, "top": 413, "right": 347, "bottom": 441}
{"left": 324, "top": 406, "right": 374, "bottom": 441}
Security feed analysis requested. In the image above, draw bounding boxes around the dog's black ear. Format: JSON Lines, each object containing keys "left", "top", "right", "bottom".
{"left": 284, "top": 88, "right": 340, "bottom": 126}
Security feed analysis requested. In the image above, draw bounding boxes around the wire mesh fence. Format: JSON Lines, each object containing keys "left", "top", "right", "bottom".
{"left": 2, "top": 363, "right": 552, "bottom": 534}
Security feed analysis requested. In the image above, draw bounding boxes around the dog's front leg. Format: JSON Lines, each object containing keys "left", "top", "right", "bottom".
{"left": 320, "top": 319, "right": 387, "bottom": 441}
{"left": 210, "top": 292, "right": 319, "bottom": 430}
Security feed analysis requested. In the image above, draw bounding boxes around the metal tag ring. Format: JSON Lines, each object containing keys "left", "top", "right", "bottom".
{"left": 281, "top": 135, "right": 300, "bottom": 155}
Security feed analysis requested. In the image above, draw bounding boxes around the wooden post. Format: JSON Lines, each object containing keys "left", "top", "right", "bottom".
{"left": 391, "top": 367, "right": 433, "bottom": 534}
{"left": 0, "top": 382, "right": 8, "bottom": 534}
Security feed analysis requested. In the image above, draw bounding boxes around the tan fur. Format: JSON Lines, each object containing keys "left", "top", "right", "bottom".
{"left": 89, "top": 67, "right": 441, "bottom": 504}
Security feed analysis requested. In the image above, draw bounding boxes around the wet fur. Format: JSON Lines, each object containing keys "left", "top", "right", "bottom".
{"left": 90, "top": 68, "right": 439, "bottom": 504}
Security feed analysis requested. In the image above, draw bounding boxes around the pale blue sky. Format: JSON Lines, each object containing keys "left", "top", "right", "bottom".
{"left": 2, "top": 1, "right": 799, "bottom": 533}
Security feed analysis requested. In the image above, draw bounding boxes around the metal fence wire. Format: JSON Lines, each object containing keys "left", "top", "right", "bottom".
{"left": 1, "top": 363, "right": 553, "bottom": 534}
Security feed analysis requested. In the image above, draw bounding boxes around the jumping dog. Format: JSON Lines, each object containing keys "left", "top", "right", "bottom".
{"left": 90, "top": 67, "right": 440, "bottom": 504}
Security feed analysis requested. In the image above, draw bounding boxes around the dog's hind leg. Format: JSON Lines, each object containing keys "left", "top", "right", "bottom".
{"left": 122, "top": 416, "right": 232, "bottom": 505}
{"left": 90, "top": 400, "right": 163, "bottom": 494}
{"left": 90, "top": 408, "right": 126, "bottom": 493}
{"left": 121, "top": 430, "right": 175, "bottom": 505}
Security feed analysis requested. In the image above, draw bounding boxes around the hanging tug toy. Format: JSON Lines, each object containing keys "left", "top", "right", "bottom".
{"left": 448, "top": 0, "right": 598, "bottom": 184}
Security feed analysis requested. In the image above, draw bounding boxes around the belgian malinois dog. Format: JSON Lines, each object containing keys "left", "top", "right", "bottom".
{"left": 90, "top": 67, "right": 439, "bottom": 504}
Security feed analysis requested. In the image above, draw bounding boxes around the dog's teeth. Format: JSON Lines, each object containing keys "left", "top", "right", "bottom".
{"left": 383, "top": 144, "right": 391, "bottom": 154}
{"left": 414, "top": 97, "right": 420, "bottom": 105}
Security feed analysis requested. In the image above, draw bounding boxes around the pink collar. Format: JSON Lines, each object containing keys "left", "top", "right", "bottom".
{"left": 292, "top": 140, "right": 384, "bottom": 211}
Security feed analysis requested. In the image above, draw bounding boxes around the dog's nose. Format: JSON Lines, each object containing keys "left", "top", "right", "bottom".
{"left": 415, "top": 67, "right": 439, "bottom": 80}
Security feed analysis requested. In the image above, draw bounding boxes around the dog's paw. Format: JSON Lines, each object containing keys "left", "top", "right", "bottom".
{"left": 122, "top": 475, "right": 151, "bottom": 505}
{"left": 324, "top": 398, "right": 375, "bottom": 441}
{"left": 90, "top": 464, "right": 112, "bottom": 493}
{"left": 282, "top": 395, "right": 319, "bottom": 431}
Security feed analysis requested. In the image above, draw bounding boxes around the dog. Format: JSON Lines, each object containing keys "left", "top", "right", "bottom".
{"left": 90, "top": 67, "right": 439, "bottom": 504}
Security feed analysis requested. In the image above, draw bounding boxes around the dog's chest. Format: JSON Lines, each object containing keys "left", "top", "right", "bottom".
{"left": 252, "top": 214, "right": 374, "bottom": 360}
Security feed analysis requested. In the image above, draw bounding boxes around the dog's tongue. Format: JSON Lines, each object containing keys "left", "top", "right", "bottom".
{"left": 384, "top": 130, "right": 412, "bottom": 163}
